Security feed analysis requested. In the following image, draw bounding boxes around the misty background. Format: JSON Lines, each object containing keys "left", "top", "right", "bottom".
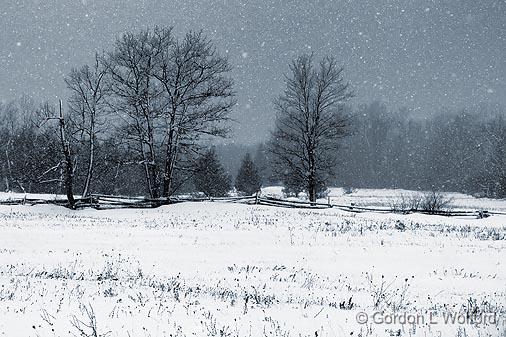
{"left": 1, "top": 0, "right": 505, "bottom": 144}
{"left": 0, "top": 0, "right": 505, "bottom": 197}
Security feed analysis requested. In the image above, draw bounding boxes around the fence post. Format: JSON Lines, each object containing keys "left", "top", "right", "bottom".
{"left": 328, "top": 196, "right": 331, "bottom": 207}
{"left": 255, "top": 191, "right": 259, "bottom": 205}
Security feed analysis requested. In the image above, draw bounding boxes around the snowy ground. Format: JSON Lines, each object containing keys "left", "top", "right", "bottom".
{"left": 0, "top": 192, "right": 505, "bottom": 336}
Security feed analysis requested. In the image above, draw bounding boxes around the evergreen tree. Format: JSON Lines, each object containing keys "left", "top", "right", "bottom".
{"left": 254, "top": 143, "right": 277, "bottom": 185}
{"left": 193, "top": 148, "right": 231, "bottom": 197}
{"left": 235, "top": 153, "right": 262, "bottom": 195}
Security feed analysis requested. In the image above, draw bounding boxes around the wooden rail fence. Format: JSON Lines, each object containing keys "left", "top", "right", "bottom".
{"left": 1, "top": 193, "right": 505, "bottom": 218}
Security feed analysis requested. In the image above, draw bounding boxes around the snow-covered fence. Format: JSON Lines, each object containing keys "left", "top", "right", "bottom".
{"left": 1, "top": 193, "right": 504, "bottom": 218}
{"left": 80, "top": 194, "right": 259, "bottom": 209}
{"left": 255, "top": 196, "right": 497, "bottom": 218}
{"left": 87, "top": 194, "right": 502, "bottom": 218}
{"left": 0, "top": 197, "right": 69, "bottom": 206}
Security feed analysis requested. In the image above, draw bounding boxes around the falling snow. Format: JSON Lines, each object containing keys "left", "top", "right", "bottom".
{"left": 0, "top": 0, "right": 505, "bottom": 143}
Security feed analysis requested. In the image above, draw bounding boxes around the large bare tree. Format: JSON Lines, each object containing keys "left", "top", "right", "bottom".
{"left": 154, "top": 31, "right": 235, "bottom": 197}
{"left": 269, "top": 54, "right": 353, "bottom": 203}
{"left": 65, "top": 54, "right": 109, "bottom": 197}
{"left": 104, "top": 27, "right": 234, "bottom": 198}
{"left": 103, "top": 27, "right": 171, "bottom": 198}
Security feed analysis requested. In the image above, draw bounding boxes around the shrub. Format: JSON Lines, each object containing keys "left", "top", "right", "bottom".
{"left": 343, "top": 186, "right": 356, "bottom": 195}
{"left": 389, "top": 193, "right": 422, "bottom": 213}
{"left": 390, "top": 191, "right": 453, "bottom": 214}
{"left": 420, "top": 190, "right": 453, "bottom": 214}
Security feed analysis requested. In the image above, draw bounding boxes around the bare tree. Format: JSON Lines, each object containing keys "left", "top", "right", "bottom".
{"left": 38, "top": 101, "right": 76, "bottom": 208}
{"left": 154, "top": 30, "right": 235, "bottom": 197}
{"left": 58, "top": 101, "right": 77, "bottom": 208}
{"left": 65, "top": 54, "right": 109, "bottom": 198}
{"left": 269, "top": 54, "right": 353, "bottom": 203}
{"left": 103, "top": 27, "right": 171, "bottom": 198}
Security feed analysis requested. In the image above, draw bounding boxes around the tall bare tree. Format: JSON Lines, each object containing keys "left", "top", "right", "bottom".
{"left": 154, "top": 30, "right": 235, "bottom": 197}
{"left": 269, "top": 54, "right": 353, "bottom": 203}
{"left": 103, "top": 27, "right": 171, "bottom": 198}
{"left": 38, "top": 101, "right": 76, "bottom": 208}
{"left": 65, "top": 54, "right": 109, "bottom": 197}
{"left": 58, "top": 100, "right": 76, "bottom": 207}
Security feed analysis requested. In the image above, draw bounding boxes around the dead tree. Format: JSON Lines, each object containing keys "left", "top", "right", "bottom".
{"left": 35, "top": 101, "right": 76, "bottom": 207}
{"left": 269, "top": 54, "right": 353, "bottom": 203}
{"left": 39, "top": 100, "right": 77, "bottom": 208}
{"left": 154, "top": 30, "right": 235, "bottom": 197}
{"left": 58, "top": 101, "right": 76, "bottom": 208}
{"left": 65, "top": 54, "right": 109, "bottom": 198}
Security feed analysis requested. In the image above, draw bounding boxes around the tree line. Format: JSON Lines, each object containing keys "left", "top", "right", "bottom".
{"left": 0, "top": 26, "right": 504, "bottom": 205}
{"left": 251, "top": 102, "right": 506, "bottom": 199}
{"left": 0, "top": 95, "right": 263, "bottom": 201}
{"left": 332, "top": 102, "right": 506, "bottom": 198}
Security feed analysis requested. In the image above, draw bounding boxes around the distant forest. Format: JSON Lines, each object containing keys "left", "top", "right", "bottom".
{"left": 1, "top": 97, "right": 504, "bottom": 199}
{"left": 234, "top": 102, "right": 506, "bottom": 198}
{"left": 0, "top": 27, "right": 504, "bottom": 203}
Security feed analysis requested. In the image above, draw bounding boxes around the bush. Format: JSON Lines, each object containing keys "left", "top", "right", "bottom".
{"left": 343, "top": 186, "right": 357, "bottom": 195}
{"left": 390, "top": 191, "right": 453, "bottom": 214}
{"left": 389, "top": 193, "right": 423, "bottom": 213}
{"left": 420, "top": 190, "right": 453, "bottom": 213}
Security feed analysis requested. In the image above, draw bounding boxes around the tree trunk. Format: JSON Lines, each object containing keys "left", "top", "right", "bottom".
{"left": 140, "top": 140, "right": 154, "bottom": 199}
{"left": 163, "top": 123, "right": 179, "bottom": 198}
{"left": 308, "top": 177, "right": 317, "bottom": 204}
{"left": 81, "top": 119, "right": 95, "bottom": 198}
{"left": 146, "top": 116, "right": 159, "bottom": 199}
{"left": 163, "top": 146, "right": 174, "bottom": 198}
{"left": 147, "top": 152, "right": 159, "bottom": 199}
{"left": 5, "top": 148, "right": 12, "bottom": 192}
{"left": 307, "top": 145, "right": 317, "bottom": 204}
{"left": 59, "top": 100, "right": 75, "bottom": 209}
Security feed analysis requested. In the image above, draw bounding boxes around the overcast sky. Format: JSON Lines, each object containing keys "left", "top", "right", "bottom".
{"left": 1, "top": 0, "right": 505, "bottom": 143}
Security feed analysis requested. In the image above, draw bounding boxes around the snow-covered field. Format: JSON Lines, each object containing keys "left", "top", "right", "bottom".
{"left": 0, "top": 191, "right": 505, "bottom": 336}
